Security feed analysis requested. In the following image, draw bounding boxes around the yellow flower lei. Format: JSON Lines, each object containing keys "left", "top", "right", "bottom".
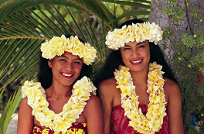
{"left": 114, "top": 62, "right": 167, "bottom": 134}
{"left": 21, "top": 76, "right": 96, "bottom": 132}
{"left": 105, "top": 22, "right": 163, "bottom": 50}
{"left": 40, "top": 35, "right": 97, "bottom": 65}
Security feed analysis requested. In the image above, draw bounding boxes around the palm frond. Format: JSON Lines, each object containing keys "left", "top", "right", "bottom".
{"left": 0, "top": 88, "right": 21, "bottom": 134}
{"left": 102, "top": 0, "right": 151, "bottom": 8}
{"left": 110, "top": 11, "right": 150, "bottom": 24}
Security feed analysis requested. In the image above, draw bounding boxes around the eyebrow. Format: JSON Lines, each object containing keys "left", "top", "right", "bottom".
{"left": 124, "top": 42, "right": 143, "bottom": 47}
{"left": 61, "top": 55, "right": 82, "bottom": 61}
{"left": 61, "top": 55, "right": 68, "bottom": 59}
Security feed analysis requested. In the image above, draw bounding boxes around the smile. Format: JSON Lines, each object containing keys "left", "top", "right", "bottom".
{"left": 131, "top": 59, "right": 142, "bottom": 64}
{"left": 62, "top": 73, "right": 73, "bottom": 78}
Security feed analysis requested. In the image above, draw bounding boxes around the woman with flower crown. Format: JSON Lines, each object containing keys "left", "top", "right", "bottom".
{"left": 94, "top": 19, "right": 184, "bottom": 134}
{"left": 17, "top": 35, "right": 103, "bottom": 134}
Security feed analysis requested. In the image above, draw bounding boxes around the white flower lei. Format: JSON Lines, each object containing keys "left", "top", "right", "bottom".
{"left": 21, "top": 76, "right": 96, "bottom": 132}
{"left": 40, "top": 35, "right": 97, "bottom": 65}
{"left": 114, "top": 62, "right": 167, "bottom": 134}
{"left": 105, "top": 22, "right": 163, "bottom": 50}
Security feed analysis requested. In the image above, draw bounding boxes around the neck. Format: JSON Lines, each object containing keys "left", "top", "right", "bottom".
{"left": 130, "top": 66, "right": 149, "bottom": 87}
{"left": 47, "top": 81, "right": 72, "bottom": 99}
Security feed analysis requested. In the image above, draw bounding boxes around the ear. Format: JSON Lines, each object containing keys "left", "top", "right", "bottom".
{"left": 48, "top": 60, "right": 52, "bottom": 68}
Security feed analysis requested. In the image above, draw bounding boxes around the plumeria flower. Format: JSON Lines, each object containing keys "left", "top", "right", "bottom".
{"left": 21, "top": 76, "right": 96, "bottom": 132}
{"left": 114, "top": 62, "right": 166, "bottom": 133}
{"left": 106, "top": 22, "right": 163, "bottom": 50}
{"left": 41, "top": 35, "right": 96, "bottom": 65}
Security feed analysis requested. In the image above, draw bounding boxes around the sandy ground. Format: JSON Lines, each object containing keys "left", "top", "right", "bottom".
{"left": 4, "top": 113, "right": 18, "bottom": 134}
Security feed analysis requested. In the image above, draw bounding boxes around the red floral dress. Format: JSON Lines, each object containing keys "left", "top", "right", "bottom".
{"left": 32, "top": 123, "right": 87, "bottom": 134}
{"left": 111, "top": 105, "right": 169, "bottom": 134}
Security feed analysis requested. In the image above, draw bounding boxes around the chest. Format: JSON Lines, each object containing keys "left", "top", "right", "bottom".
{"left": 47, "top": 98, "right": 69, "bottom": 114}
{"left": 113, "top": 86, "right": 169, "bottom": 107}
{"left": 113, "top": 87, "right": 149, "bottom": 107}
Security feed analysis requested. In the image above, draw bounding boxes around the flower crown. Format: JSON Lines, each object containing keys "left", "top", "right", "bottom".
{"left": 105, "top": 22, "right": 163, "bottom": 50}
{"left": 40, "top": 35, "right": 97, "bottom": 65}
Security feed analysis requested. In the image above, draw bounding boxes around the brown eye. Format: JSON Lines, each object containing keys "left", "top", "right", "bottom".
{"left": 138, "top": 44, "right": 145, "bottom": 48}
{"left": 124, "top": 47, "right": 131, "bottom": 50}
{"left": 59, "top": 59, "right": 66, "bottom": 62}
{"left": 74, "top": 60, "right": 82, "bottom": 65}
{"left": 74, "top": 61, "right": 80, "bottom": 64}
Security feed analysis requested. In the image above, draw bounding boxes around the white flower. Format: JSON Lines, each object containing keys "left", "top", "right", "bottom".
{"left": 40, "top": 35, "right": 97, "bottom": 65}
{"left": 21, "top": 76, "right": 96, "bottom": 132}
{"left": 114, "top": 62, "right": 166, "bottom": 133}
{"left": 106, "top": 22, "right": 163, "bottom": 50}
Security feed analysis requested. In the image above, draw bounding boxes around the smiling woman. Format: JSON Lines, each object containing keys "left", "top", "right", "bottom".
{"left": 94, "top": 19, "right": 184, "bottom": 134}
{"left": 17, "top": 35, "right": 103, "bottom": 134}
{"left": 48, "top": 52, "right": 83, "bottom": 87}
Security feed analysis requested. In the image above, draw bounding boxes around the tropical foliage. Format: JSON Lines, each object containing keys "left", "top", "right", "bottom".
{"left": 1, "top": 0, "right": 203, "bottom": 133}
{"left": 0, "top": 0, "right": 150, "bottom": 133}
{"left": 161, "top": 0, "right": 204, "bottom": 133}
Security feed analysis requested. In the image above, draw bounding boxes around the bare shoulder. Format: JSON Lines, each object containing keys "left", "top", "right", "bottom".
{"left": 84, "top": 94, "right": 103, "bottom": 133}
{"left": 84, "top": 94, "right": 102, "bottom": 116}
{"left": 98, "top": 77, "right": 117, "bottom": 93}
{"left": 164, "top": 78, "right": 181, "bottom": 100}
{"left": 164, "top": 79, "right": 184, "bottom": 133}
{"left": 164, "top": 78, "right": 180, "bottom": 92}
{"left": 86, "top": 94, "right": 101, "bottom": 106}
{"left": 19, "top": 97, "right": 32, "bottom": 115}
{"left": 18, "top": 97, "right": 33, "bottom": 133}
{"left": 20, "top": 97, "right": 29, "bottom": 107}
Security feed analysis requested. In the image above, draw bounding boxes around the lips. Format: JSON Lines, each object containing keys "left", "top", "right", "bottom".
{"left": 130, "top": 59, "right": 142, "bottom": 65}
{"left": 62, "top": 73, "right": 73, "bottom": 78}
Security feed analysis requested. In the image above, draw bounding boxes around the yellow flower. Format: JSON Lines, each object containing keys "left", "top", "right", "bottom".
{"left": 148, "top": 71, "right": 158, "bottom": 82}
{"left": 194, "top": 35, "right": 197, "bottom": 38}
{"left": 178, "top": 57, "right": 182, "bottom": 61}
{"left": 129, "top": 110, "right": 139, "bottom": 119}
{"left": 121, "top": 86, "right": 133, "bottom": 96}
{"left": 201, "top": 113, "right": 204, "bottom": 116}
{"left": 150, "top": 120, "right": 160, "bottom": 131}
{"left": 129, "top": 120, "right": 139, "bottom": 129}
{"left": 147, "top": 105, "right": 155, "bottom": 115}
{"left": 106, "top": 22, "right": 163, "bottom": 50}
{"left": 115, "top": 62, "right": 166, "bottom": 133}
{"left": 55, "top": 122, "right": 69, "bottom": 132}
{"left": 200, "top": 19, "right": 203, "bottom": 22}
{"left": 21, "top": 76, "right": 95, "bottom": 132}
{"left": 122, "top": 100, "right": 132, "bottom": 116}
{"left": 188, "top": 64, "right": 192, "bottom": 68}
{"left": 157, "top": 79, "right": 164, "bottom": 88}
{"left": 40, "top": 35, "right": 96, "bottom": 65}
{"left": 118, "top": 78, "right": 129, "bottom": 87}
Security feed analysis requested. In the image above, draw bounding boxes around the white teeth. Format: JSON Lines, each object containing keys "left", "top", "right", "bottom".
{"left": 131, "top": 60, "right": 141, "bottom": 63}
{"left": 62, "top": 73, "right": 72, "bottom": 77}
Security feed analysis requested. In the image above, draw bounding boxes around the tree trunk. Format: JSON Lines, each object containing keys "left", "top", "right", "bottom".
{"left": 149, "top": 0, "right": 204, "bottom": 133}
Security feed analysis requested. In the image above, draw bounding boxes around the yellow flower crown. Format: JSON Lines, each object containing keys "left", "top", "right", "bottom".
{"left": 105, "top": 22, "right": 163, "bottom": 50}
{"left": 40, "top": 35, "right": 97, "bottom": 65}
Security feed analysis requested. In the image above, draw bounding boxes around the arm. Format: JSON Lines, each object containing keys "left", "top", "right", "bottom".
{"left": 98, "top": 80, "right": 114, "bottom": 134}
{"left": 84, "top": 95, "right": 103, "bottom": 134}
{"left": 165, "top": 79, "right": 184, "bottom": 134}
{"left": 17, "top": 97, "right": 33, "bottom": 134}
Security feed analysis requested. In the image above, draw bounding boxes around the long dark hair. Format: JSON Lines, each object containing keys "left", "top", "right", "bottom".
{"left": 94, "top": 19, "right": 177, "bottom": 89}
{"left": 37, "top": 35, "right": 92, "bottom": 89}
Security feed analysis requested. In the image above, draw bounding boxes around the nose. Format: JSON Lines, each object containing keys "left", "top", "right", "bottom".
{"left": 131, "top": 48, "right": 139, "bottom": 58}
{"left": 64, "top": 63, "right": 73, "bottom": 71}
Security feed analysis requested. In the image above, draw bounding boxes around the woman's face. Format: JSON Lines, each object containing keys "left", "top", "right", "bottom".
{"left": 120, "top": 40, "right": 150, "bottom": 72}
{"left": 48, "top": 51, "right": 83, "bottom": 87}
